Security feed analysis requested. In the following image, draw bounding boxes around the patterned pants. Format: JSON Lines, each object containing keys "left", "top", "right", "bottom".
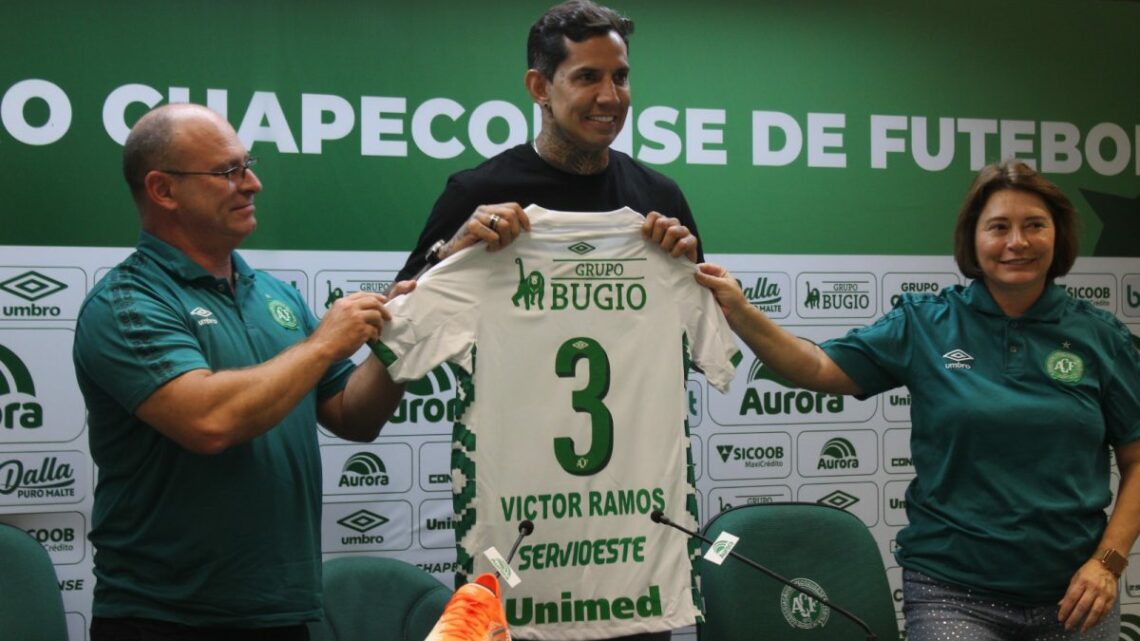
{"left": 903, "top": 568, "right": 1119, "bottom": 641}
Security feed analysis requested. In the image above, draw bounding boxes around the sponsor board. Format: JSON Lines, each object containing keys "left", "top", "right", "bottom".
{"left": 732, "top": 271, "right": 792, "bottom": 319}
{"left": 1124, "top": 275, "right": 1140, "bottom": 318}
{"left": 880, "top": 272, "right": 960, "bottom": 315}
{"left": 0, "top": 329, "right": 85, "bottom": 443}
{"left": 708, "top": 485, "right": 793, "bottom": 517}
{"left": 796, "top": 430, "right": 878, "bottom": 476}
{"left": 66, "top": 612, "right": 88, "bottom": 641}
{"left": 1128, "top": 554, "right": 1140, "bottom": 598}
{"left": 419, "top": 441, "right": 453, "bottom": 492}
{"left": 385, "top": 363, "right": 462, "bottom": 437}
{"left": 0, "top": 510, "right": 86, "bottom": 564}
{"left": 686, "top": 378, "right": 703, "bottom": 429}
{"left": 796, "top": 481, "right": 879, "bottom": 526}
{"left": 313, "top": 270, "right": 398, "bottom": 318}
{"left": 418, "top": 497, "right": 458, "bottom": 550}
{"left": 796, "top": 272, "right": 877, "bottom": 319}
{"left": 262, "top": 269, "right": 310, "bottom": 305}
{"left": 883, "top": 388, "right": 913, "bottom": 423}
{"left": 320, "top": 443, "right": 413, "bottom": 495}
{"left": 690, "top": 433, "right": 703, "bottom": 481}
{"left": 322, "top": 500, "right": 414, "bottom": 552}
{"left": 709, "top": 327, "right": 877, "bottom": 426}
{"left": 706, "top": 432, "right": 792, "bottom": 481}
{"left": 0, "top": 268, "right": 86, "bottom": 321}
{"left": 883, "top": 428, "right": 914, "bottom": 474}
{"left": 884, "top": 480, "right": 910, "bottom": 526}
{"left": 54, "top": 564, "right": 93, "bottom": 614}
{"left": 0, "top": 450, "right": 88, "bottom": 505}
{"left": 1056, "top": 273, "right": 1116, "bottom": 312}
{"left": 319, "top": 362, "right": 462, "bottom": 441}
{"left": 886, "top": 566, "right": 904, "bottom": 609}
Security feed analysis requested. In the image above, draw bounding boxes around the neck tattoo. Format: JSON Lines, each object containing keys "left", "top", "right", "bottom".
{"left": 533, "top": 135, "right": 609, "bottom": 175}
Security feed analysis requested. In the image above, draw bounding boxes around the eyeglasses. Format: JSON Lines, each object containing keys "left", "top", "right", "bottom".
{"left": 161, "top": 157, "right": 258, "bottom": 181}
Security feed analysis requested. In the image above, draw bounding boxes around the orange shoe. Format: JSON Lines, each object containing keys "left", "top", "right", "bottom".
{"left": 424, "top": 573, "right": 511, "bottom": 641}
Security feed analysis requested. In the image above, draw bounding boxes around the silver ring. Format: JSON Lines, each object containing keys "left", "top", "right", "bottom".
{"left": 488, "top": 214, "right": 500, "bottom": 231}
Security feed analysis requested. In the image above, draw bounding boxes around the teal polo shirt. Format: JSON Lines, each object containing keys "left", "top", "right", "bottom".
{"left": 822, "top": 281, "right": 1140, "bottom": 604}
{"left": 73, "top": 232, "right": 354, "bottom": 627}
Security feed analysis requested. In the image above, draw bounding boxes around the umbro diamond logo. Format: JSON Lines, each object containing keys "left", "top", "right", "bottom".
{"left": 567, "top": 242, "right": 595, "bottom": 255}
{"left": 943, "top": 349, "right": 973, "bottom": 370}
{"left": 190, "top": 307, "right": 218, "bottom": 326}
{"left": 0, "top": 271, "right": 67, "bottom": 302}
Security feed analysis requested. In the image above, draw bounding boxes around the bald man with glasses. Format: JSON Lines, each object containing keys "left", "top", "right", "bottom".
{"left": 73, "top": 103, "right": 412, "bottom": 641}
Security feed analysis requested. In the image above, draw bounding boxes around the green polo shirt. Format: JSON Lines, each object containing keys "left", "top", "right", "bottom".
{"left": 822, "top": 281, "right": 1140, "bottom": 604}
{"left": 73, "top": 232, "right": 354, "bottom": 627}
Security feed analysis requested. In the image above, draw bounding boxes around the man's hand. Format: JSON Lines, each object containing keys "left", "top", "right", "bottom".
{"left": 642, "top": 211, "right": 698, "bottom": 262}
{"left": 310, "top": 292, "right": 394, "bottom": 361}
{"left": 440, "top": 202, "right": 531, "bottom": 260}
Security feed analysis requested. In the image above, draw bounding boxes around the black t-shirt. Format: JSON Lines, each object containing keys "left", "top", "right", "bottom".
{"left": 396, "top": 144, "right": 702, "bottom": 281}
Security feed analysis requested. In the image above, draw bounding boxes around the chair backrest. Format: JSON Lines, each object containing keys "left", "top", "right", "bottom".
{"left": 309, "top": 555, "right": 452, "bottom": 641}
{"left": 697, "top": 503, "right": 899, "bottom": 641}
{"left": 0, "top": 523, "right": 69, "bottom": 641}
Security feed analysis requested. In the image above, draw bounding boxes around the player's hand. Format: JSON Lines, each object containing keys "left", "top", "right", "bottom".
{"left": 443, "top": 203, "right": 531, "bottom": 258}
{"left": 311, "top": 292, "right": 392, "bottom": 360}
{"left": 1057, "top": 558, "right": 1118, "bottom": 632}
{"left": 642, "top": 211, "right": 698, "bottom": 262}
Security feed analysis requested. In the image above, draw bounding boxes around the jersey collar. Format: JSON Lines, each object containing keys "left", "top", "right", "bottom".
{"left": 963, "top": 279, "right": 1067, "bottom": 323}
{"left": 136, "top": 232, "right": 255, "bottom": 284}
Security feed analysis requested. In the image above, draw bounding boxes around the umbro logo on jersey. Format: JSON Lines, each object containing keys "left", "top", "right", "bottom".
{"left": 942, "top": 349, "right": 973, "bottom": 370}
{"left": 190, "top": 307, "right": 218, "bottom": 326}
{"left": 567, "top": 242, "right": 596, "bottom": 255}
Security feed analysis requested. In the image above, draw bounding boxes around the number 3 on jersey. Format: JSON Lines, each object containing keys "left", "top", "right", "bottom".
{"left": 554, "top": 337, "right": 614, "bottom": 476}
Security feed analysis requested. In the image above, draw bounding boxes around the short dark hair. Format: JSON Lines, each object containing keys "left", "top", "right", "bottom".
{"left": 527, "top": 0, "right": 634, "bottom": 79}
{"left": 122, "top": 107, "right": 177, "bottom": 199}
{"left": 953, "top": 159, "right": 1079, "bottom": 281}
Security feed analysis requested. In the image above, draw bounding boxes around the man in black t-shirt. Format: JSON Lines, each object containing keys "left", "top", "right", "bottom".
{"left": 397, "top": 3, "right": 705, "bottom": 640}
{"left": 395, "top": 0, "right": 701, "bottom": 283}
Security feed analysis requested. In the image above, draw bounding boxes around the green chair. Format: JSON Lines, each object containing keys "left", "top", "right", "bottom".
{"left": 697, "top": 503, "right": 899, "bottom": 641}
{"left": 0, "top": 523, "right": 68, "bottom": 641}
{"left": 309, "top": 555, "right": 452, "bottom": 641}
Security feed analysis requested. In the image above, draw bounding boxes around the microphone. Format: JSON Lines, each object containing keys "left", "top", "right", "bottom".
{"left": 505, "top": 519, "right": 534, "bottom": 565}
{"left": 650, "top": 510, "right": 876, "bottom": 641}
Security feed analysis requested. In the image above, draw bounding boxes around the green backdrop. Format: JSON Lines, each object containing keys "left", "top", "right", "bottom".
{"left": 1, "top": 0, "right": 1137, "bottom": 256}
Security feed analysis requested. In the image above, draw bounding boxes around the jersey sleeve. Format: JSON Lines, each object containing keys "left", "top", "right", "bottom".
{"left": 1103, "top": 324, "right": 1140, "bottom": 446}
{"left": 821, "top": 305, "right": 910, "bottom": 396}
{"left": 374, "top": 248, "right": 483, "bottom": 382}
{"left": 666, "top": 256, "right": 740, "bottom": 393}
{"left": 73, "top": 275, "right": 211, "bottom": 413}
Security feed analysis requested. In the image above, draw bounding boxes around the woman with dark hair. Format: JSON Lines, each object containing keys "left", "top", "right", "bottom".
{"left": 696, "top": 160, "right": 1140, "bottom": 641}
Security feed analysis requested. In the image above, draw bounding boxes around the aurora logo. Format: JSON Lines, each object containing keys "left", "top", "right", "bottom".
{"left": 391, "top": 364, "right": 462, "bottom": 424}
{"left": 338, "top": 452, "right": 389, "bottom": 488}
{"left": 739, "top": 357, "right": 844, "bottom": 417}
{"left": 0, "top": 343, "right": 43, "bottom": 429}
{"left": 817, "top": 437, "right": 859, "bottom": 471}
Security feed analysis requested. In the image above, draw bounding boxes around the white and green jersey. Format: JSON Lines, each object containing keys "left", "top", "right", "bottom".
{"left": 375, "top": 206, "right": 740, "bottom": 640}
